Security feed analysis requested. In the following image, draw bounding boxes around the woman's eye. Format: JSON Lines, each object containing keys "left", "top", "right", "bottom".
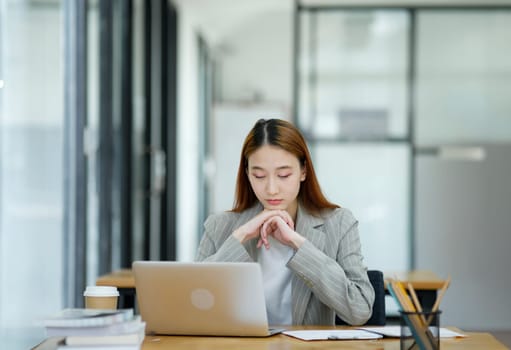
{"left": 253, "top": 174, "right": 265, "bottom": 179}
{"left": 278, "top": 174, "right": 291, "bottom": 179}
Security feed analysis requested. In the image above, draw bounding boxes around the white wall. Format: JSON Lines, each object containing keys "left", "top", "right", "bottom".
{"left": 211, "top": 104, "right": 290, "bottom": 213}
{"left": 173, "top": 0, "right": 294, "bottom": 261}
{"left": 217, "top": 7, "right": 293, "bottom": 104}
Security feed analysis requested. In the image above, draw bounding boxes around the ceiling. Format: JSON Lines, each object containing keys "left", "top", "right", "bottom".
{"left": 172, "top": 0, "right": 292, "bottom": 47}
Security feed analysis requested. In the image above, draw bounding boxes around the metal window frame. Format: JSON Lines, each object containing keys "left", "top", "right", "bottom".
{"left": 63, "top": 0, "right": 88, "bottom": 307}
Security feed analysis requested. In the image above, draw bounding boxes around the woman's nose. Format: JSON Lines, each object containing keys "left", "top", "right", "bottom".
{"left": 266, "top": 177, "right": 278, "bottom": 195}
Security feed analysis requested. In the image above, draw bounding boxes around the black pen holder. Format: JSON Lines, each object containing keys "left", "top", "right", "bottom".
{"left": 400, "top": 310, "right": 441, "bottom": 350}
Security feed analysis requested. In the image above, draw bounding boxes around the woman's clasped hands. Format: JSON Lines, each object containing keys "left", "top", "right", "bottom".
{"left": 232, "top": 210, "right": 305, "bottom": 250}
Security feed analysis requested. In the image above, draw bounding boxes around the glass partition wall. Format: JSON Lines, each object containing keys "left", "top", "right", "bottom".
{"left": 415, "top": 10, "right": 511, "bottom": 145}
{"left": 0, "top": 0, "right": 64, "bottom": 335}
{"left": 297, "top": 8, "right": 412, "bottom": 272}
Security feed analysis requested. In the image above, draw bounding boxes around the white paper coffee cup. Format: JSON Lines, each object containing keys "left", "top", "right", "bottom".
{"left": 83, "top": 286, "right": 119, "bottom": 309}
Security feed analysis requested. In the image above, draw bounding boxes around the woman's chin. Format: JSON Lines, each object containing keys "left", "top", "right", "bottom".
{"left": 264, "top": 205, "right": 287, "bottom": 211}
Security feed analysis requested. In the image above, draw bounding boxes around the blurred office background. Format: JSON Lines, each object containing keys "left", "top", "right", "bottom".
{"left": 1, "top": 0, "right": 511, "bottom": 343}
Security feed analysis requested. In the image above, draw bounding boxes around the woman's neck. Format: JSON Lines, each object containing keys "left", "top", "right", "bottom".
{"left": 286, "top": 200, "right": 298, "bottom": 222}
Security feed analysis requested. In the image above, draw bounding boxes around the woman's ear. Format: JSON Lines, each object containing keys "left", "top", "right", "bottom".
{"left": 300, "top": 165, "right": 307, "bottom": 182}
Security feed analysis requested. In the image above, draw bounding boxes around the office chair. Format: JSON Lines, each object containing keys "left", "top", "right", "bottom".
{"left": 335, "top": 269, "right": 386, "bottom": 326}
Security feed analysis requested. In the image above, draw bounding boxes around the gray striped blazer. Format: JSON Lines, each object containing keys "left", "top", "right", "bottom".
{"left": 195, "top": 203, "right": 375, "bottom": 326}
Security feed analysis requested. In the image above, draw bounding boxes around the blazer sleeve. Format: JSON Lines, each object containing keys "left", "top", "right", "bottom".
{"left": 287, "top": 209, "right": 375, "bottom": 325}
{"left": 195, "top": 213, "right": 254, "bottom": 263}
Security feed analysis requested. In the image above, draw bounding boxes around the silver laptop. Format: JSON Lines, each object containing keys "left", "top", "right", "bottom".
{"left": 132, "top": 261, "right": 283, "bottom": 337}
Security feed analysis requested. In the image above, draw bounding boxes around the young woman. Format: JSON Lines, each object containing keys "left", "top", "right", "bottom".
{"left": 196, "top": 118, "right": 374, "bottom": 326}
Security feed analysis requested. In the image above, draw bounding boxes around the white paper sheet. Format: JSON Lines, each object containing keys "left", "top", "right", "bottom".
{"left": 358, "top": 326, "right": 467, "bottom": 338}
{"left": 283, "top": 329, "right": 383, "bottom": 341}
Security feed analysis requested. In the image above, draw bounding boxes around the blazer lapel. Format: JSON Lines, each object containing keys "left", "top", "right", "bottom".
{"left": 292, "top": 205, "right": 325, "bottom": 324}
{"left": 295, "top": 205, "right": 325, "bottom": 248}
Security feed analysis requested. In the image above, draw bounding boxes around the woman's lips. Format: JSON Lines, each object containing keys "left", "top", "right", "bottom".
{"left": 267, "top": 199, "right": 283, "bottom": 206}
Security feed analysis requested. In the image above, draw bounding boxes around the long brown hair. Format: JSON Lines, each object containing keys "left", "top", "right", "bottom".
{"left": 232, "top": 118, "right": 338, "bottom": 214}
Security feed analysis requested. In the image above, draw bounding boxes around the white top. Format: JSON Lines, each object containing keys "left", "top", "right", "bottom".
{"left": 257, "top": 236, "right": 294, "bottom": 325}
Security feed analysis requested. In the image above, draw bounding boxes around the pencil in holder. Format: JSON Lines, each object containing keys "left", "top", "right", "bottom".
{"left": 400, "top": 310, "right": 441, "bottom": 350}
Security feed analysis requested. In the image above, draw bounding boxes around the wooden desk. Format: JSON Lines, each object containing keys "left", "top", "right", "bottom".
{"left": 97, "top": 269, "right": 448, "bottom": 311}
{"left": 384, "top": 270, "right": 447, "bottom": 311}
{"left": 96, "top": 269, "right": 135, "bottom": 288}
{"left": 384, "top": 270, "right": 446, "bottom": 290}
{"left": 96, "top": 269, "right": 136, "bottom": 309}
{"left": 32, "top": 327, "right": 508, "bottom": 350}
{"left": 139, "top": 327, "right": 507, "bottom": 350}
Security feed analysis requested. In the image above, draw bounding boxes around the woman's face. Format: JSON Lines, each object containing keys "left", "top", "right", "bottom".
{"left": 247, "top": 145, "right": 306, "bottom": 218}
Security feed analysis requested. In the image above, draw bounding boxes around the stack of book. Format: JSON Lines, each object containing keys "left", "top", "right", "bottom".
{"left": 42, "top": 308, "right": 145, "bottom": 350}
